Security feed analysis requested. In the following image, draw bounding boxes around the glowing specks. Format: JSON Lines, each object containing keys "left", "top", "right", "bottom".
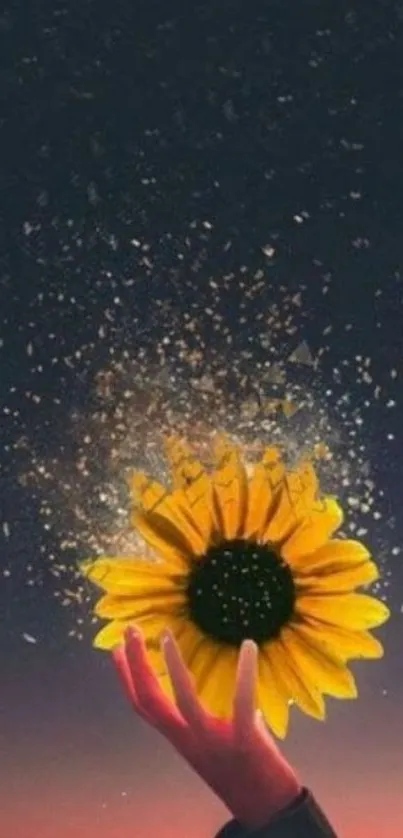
{"left": 3, "top": 233, "right": 398, "bottom": 647}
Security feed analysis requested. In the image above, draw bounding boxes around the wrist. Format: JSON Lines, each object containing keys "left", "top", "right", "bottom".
{"left": 226, "top": 774, "right": 302, "bottom": 830}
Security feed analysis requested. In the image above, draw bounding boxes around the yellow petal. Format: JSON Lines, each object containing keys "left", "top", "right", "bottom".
{"left": 288, "top": 539, "right": 371, "bottom": 575}
{"left": 94, "top": 589, "right": 186, "bottom": 620}
{"left": 211, "top": 437, "right": 248, "bottom": 539}
{"left": 137, "top": 611, "right": 185, "bottom": 646}
{"left": 175, "top": 620, "right": 206, "bottom": 668}
{"left": 295, "top": 560, "right": 379, "bottom": 594}
{"left": 129, "top": 472, "right": 206, "bottom": 555}
{"left": 197, "top": 646, "right": 239, "bottom": 718}
{"left": 296, "top": 592, "right": 390, "bottom": 630}
{"left": 244, "top": 464, "right": 275, "bottom": 539}
{"left": 158, "top": 672, "right": 176, "bottom": 703}
{"left": 281, "top": 498, "right": 344, "bottom": 561}
{"left": 94, "top": 619, "right": 133, "bottom": 650}
{"left": 264, "top": 636, "right": 325, "bottom": 721}
{"left": 297, "top": 618, "right": 384, "bottom": 662}
{"left": 128, "top": 471, "right": 167, "bottom": 513}
{"left": 93, "top": 613, "right": 183, "bottom": 681}
{"left": 81, "top": 556, "right": 185, "bottom": 593}
{"left": 164, "top": 436, "right": 214, "bottom": 544}
{"left": 284, "top": 460, "right": 320, "bottom": 516}
{"left": 172, "top": 487, "right": 211, "bottom": 553}
{"left": 257, "top": 650, "right": 290, "bottom": 739}
{"left": 132, "top": 509, "right": 194, "bottom": 566}
{"left": 260, "top": 459, "right": 318, "bottom": 546}
{"left": 187, "top": 638, "right": 221, "bottom": 695}
{"left": 285, "top": 624, "right": 357, "bottom": 699}
{"left": 261, "top": 446, "right": 286, "bottom": 492}
{"left": 261, "top": 489, "right": 296, "bottom": 544}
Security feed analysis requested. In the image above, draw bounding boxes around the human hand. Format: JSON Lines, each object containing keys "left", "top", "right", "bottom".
{"left": 113, "top": 627, "right": 302, "bottom": 830}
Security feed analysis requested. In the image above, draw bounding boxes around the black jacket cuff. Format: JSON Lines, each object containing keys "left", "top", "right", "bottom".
{"left": 214, "top": 788, "right": 338, "bottom": 838}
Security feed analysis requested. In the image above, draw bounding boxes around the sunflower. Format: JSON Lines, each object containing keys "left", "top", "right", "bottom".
{"left": 81, "top": 436, "right": 389, "bottom": 738}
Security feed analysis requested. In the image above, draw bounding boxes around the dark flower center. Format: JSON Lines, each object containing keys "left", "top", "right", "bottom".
{"left": 186, "top": 539, "right": 296, "bottom": 647}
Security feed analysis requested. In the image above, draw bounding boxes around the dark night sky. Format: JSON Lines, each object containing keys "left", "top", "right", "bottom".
{"left": 1, "top": 3, "right": 403, "bottom": 838}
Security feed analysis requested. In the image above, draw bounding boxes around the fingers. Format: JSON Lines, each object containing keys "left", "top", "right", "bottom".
{"left": 112, "top": 645, "right": 143, "bottom": 711}
{"left": 232, "top": 639, "right": 258, "bottom": 741}
{"left": 113, "top": 644, "right": 164, "bottom": 726}
{"left": 121, "top": 627, "right": 184, "bottom": 733}
{"left": 162, "top": 631, "right": 206, "bottom": 729}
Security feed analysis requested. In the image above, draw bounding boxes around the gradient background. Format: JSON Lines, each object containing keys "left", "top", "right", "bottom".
{"left": 1, "top": 3, "right": 403, "bottom": 838}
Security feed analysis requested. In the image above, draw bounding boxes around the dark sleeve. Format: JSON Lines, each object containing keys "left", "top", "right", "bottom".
{"left": 214, "top": 789, "right": 339, "bottom": 838}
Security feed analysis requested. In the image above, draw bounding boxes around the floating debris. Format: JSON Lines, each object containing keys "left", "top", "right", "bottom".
{"left": 22, "top": 633, "right": 38, "bottom": 645}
